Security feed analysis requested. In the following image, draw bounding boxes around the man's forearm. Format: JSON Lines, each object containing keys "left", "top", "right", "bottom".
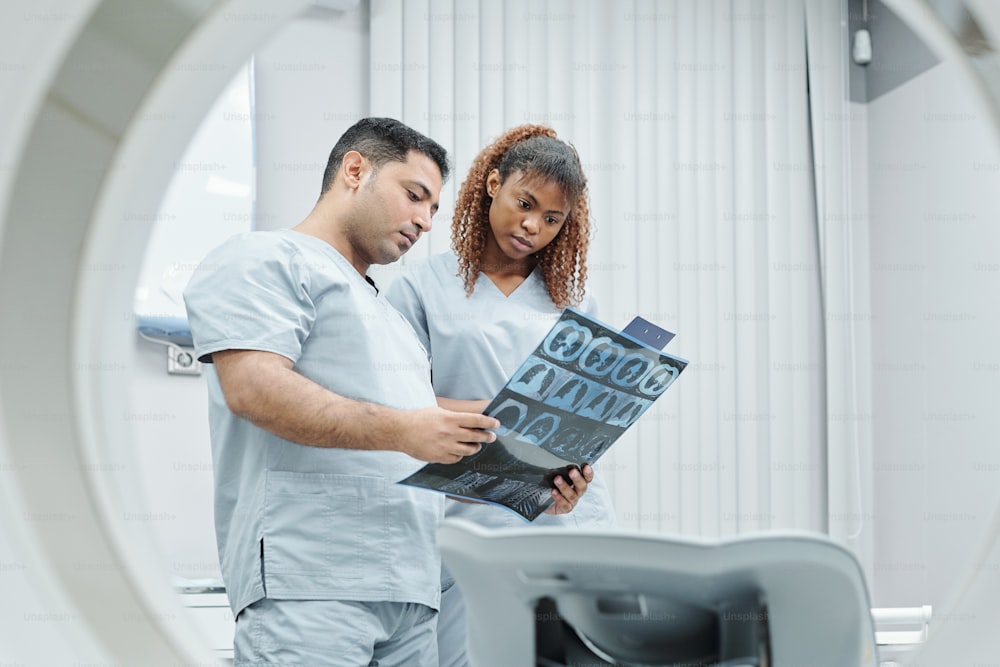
{"left": 212, "top": 349, "right": 499, "bottom": 464}
{"left": 215, "top": 349, "right": 405, "bottom": 451}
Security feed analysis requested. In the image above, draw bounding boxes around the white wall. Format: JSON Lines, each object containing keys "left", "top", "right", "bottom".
{"left": 867, "top": 57, "right": 1000, "bottom": 611}
{"left": 253, "top": 4, "right": 369, "bottom": 232}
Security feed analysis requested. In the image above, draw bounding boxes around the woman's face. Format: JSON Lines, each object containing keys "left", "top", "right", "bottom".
{"left": 485, "top": 169, "right": 572, "bottom": 261}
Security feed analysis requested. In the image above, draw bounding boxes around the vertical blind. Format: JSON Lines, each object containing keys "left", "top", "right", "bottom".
{"left": 367, "top": 0, "right": 866, "bottom": 559}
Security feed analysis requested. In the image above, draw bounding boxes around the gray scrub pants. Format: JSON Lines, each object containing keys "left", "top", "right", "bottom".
{"left": 436, "top": 581, "right": 470, "bottom": 667}
{"left": 234, "top": 598, "right": 437, "bottom": 666}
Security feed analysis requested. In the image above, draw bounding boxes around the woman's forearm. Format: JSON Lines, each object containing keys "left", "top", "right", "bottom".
{"left": 436, "top": 396, "right": 491, "bottom": 414}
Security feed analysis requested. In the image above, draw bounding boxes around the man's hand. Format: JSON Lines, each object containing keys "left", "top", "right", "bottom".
{"left": 545, "top": 463, "right": 595, "bottom": 515}
{"left": 400, "top": 407, "right": 499, "bottom": 464}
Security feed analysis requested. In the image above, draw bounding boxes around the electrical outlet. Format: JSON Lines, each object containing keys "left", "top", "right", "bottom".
{"left": 168, "top": 345, "right": 202, "bottom": 376}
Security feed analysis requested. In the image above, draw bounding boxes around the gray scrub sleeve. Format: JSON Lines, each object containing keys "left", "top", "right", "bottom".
{"left": 184, "top": 232, "right": 315, "bottom": 365}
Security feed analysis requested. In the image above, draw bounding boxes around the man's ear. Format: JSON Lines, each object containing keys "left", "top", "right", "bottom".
{"left": 485, "top": 169, "right": 502, "bottom": 198}
{"left": 341, "top": 150, "right": 366, "bottom": 189}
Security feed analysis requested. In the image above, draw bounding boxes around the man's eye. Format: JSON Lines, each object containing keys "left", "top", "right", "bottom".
{"left": 408, "top": 190, "right": 420, "bottom": 202}
{"left": 518, "top": 199, "right": 530, "bottom": 209}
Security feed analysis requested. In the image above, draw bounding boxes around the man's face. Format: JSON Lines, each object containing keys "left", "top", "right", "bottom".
{"left": 344, "top": 150, "right": 442, "bottom": 269}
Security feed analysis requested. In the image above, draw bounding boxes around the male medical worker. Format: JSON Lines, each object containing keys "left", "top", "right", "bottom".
{"left": 182, "top": 118, "right": 541, "bottom": 666}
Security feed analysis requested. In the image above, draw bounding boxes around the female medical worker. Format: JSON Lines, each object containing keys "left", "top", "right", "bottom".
{"left": 386, "top": 125, "right": 617, "bottom": 667}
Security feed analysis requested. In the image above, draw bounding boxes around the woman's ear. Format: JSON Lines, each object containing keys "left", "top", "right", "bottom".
{"left": 485, "top": 169, "right": 502, "bottom": 198}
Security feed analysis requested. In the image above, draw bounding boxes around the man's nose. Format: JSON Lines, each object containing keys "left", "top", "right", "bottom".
{"left": 415, "top": 209, "right": 432, "bottom": 232}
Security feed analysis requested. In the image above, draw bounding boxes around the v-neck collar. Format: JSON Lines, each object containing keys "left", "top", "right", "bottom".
{"left": 283, "top": 229, "right": 380, "bottom": 297}
{"left": 480, "top": 266, "right": 539, "bottom": 299}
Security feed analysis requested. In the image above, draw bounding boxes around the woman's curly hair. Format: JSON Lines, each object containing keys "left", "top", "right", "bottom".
{"left": 451, "top": 124, "right": 591, "bottom": 308}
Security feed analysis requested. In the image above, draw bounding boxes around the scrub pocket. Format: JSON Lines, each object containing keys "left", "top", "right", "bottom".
{"left": 261, "top": 471, "right": 384, "bottom": 581}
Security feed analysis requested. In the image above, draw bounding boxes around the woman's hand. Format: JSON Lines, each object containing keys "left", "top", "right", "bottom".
{"left": 545, "top": 463, "right": 595, "bottom": 515}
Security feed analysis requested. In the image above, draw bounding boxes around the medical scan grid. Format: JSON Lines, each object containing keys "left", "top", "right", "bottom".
{"left": 399, "top": 308, "right": 688, "bottom": 521}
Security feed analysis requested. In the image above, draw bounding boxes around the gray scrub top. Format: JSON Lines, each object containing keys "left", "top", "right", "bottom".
{"left": 386, "top": 251, "right": 617, "bottom": 530}
{"left": 183, "top": 230, "right": 444, "bottom": 616}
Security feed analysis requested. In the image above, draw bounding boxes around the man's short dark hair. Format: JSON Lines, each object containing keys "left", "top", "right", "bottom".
{"left": 320, "top": 117, "right": 450, "bottom": 195}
